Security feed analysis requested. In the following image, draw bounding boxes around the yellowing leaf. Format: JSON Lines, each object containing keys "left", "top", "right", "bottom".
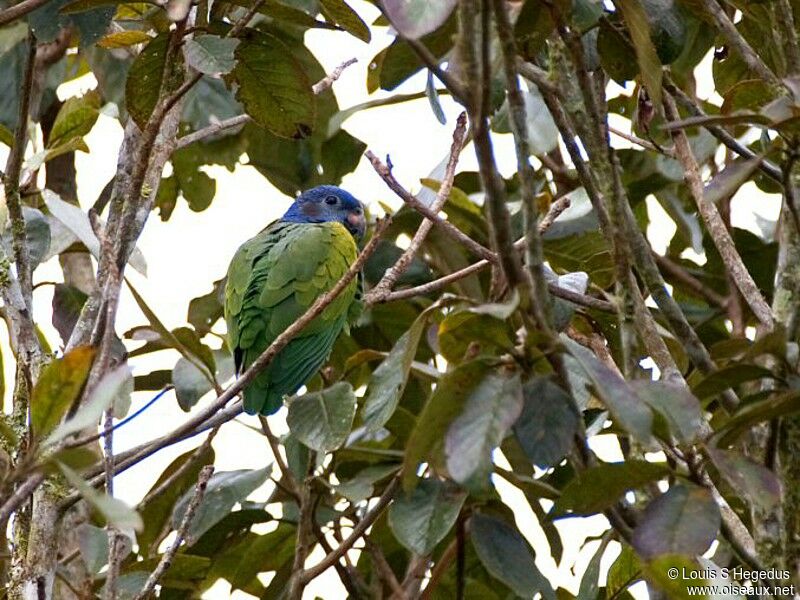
{"left": 97, "top": 30, "right": 151, "bottom": 48}
{"left": 31, "top": 347, "right": 95, "bottom": 438}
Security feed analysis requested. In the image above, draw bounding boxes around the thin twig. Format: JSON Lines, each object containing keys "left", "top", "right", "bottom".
{"left": 103, "top": 411, "right": 120, "bottom": 600}
{"left": 299, "top": 477, "right": 400, "bottom": 585}
{"left": 368, "top": 113, "right": 468, "bottom": 301}
{"left": 258, "top": 416, "right": 299, "bottom": 500}
{"left": 654, "top": 253, "right": 728, "bottom": 308}
{"left": 133, "top": 465, "right": 214, "bottom": 600}
{"left": 367, "top": 538, "right": 406, "bottom": 599}
{"left": 176, "top": 58, "right": 358, "bottom": 149}
{"left": 663, "top": 77, "right": 781, "bottom": 182}
{"left": 609, "top": 126, "right": 673, "bottom": 156}
{"left": 312, "top": 57, "right": 358, "bottom": 94}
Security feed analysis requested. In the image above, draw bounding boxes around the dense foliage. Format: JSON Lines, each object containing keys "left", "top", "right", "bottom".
{"left": 0, "top": 0, "right": 799, "bottom": 598}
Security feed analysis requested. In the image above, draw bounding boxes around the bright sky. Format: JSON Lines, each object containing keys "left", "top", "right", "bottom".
{"left": 0, "top": 1, "right": 784, "bottom": 597}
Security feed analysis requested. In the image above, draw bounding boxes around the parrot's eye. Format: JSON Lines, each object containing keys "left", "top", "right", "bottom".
{"left": 325, "top": 196, "right": 338, "bottom": 205}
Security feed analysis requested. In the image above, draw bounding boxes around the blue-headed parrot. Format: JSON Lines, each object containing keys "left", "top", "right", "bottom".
{"left": 224, "top": 185, "right": 366, "bottom": 415}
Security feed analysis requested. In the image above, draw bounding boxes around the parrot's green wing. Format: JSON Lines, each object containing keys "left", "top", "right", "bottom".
{"left": 225, "top": 221, "right": 359, "bottom": 415}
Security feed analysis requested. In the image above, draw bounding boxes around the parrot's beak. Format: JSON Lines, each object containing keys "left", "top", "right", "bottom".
{"left": 346, "top": 210, "right": 366, "bottom": 239}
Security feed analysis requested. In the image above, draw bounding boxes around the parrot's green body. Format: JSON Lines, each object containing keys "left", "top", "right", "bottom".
{"left": 225, "top": 186, "right": 365, "bottom": 416}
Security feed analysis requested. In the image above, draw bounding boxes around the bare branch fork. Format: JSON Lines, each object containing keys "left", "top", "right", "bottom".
{"left": 367, "top": 112, "right": 469, "bottom": 302}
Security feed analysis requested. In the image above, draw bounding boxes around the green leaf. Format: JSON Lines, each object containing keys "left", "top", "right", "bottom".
{"left": 438, "top": 310, "right": 515, "bottom": 363}
{"left": 362, "top": 311, "right": 429, "bottom": 432}
{"left": 613, "top": 0, "right": 663, "bottom": 105}
{"left": 46, "top": 365, "right": 131, "bottom": 445}
{"left": 565, "top": 338, "right": 654, "bottom": 445}
{"left": 125, "top": 33, "right": 167, "bottom": 128}
{"left": 389, "top": 478, "right": 465, "bottom": 555}
{"left": 131, "top": 554, "right": 211, "bottom": 587}
{"left": 606, "top": 545, "right": 642, "bottom": 598}
{"left": 717, "top": 390, "right": 800, "bottom": 446}
{"left": 187, "top": 279, "right": 225, "bottom": 336}
{"left": 706, "top": 448, "right": 781, "bottom": 512}
{"left": 336, "top": 464, "right": 399, "bottom": 503}
{"left": 155, "top": 174, "right": 179, "bottom": 221}
{"left": 59, "top": 462, "right": 143, "bottom": 531}
{"left": 31, "top": 346, "right": 95, "bottom": 438}
{"left": 631, "top": 381, "right": 704, "bottom": 444}
{"left": 631, "top": 485, "right": 720, "bottom": 559}
{"left": 47, "top": 91, "right": 101, "bottom": 149}
{"left": 471, "top": 513, "right": 556, "bottom": 600}
{"left": 318, "top": 0, "right": 370, "bottom": 42}
{"left": 513, "top": 377, "right": 580, "bottom": 469}
{"left": 578, "top": 538, "right": 608, "bottom": 600}
{"left": 402, "top": 359, "right": 491, "bottom": 491}
{"left": 43, "top": 190, "right": 147, "bottom": 275}
{"left": 77, "top": 523, "right": 108, "bottom": 575}
{"left": 642, "top": 555, "right": 706, "bottom": 600}
{"left": 554, "top": 461, "right": 670, "bottom": 516}
{"left": 172, "top": 466, "right": 270, "bottom": 541}
{"left": 183, "top": 35, "right": 239, "bottom": 75}
{"left": 52, "top": 284, "right": 88, "bottom": 346}
{"left": 445, "top": 370, "right": 523, "bottom": 487}
{"left": 173, "top": 349, "right": 234, "bottom": 411}
{"left": 383, "top": 0, "right": 458, "bottom": 39}
{"left": 231, "top": 31, "right": 315, "bottom": 139}
{"left": 544, "top": 231, "right": 615, "bottom": 288}
{"left": 287, "top": 382, "right": 356, "bottom": 453}
{"left": 691, "top": 364, "right": 776, "bottom": 399}
{"left": 426, "top": 70, "right": 446, "bottom": 124}
{"left": 103, "top": 572, "right": 150, "bottom": 600}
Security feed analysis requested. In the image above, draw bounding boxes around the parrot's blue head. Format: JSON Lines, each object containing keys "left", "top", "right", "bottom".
{"left": 282, "top": 185, "right": 366, "bottom": 240}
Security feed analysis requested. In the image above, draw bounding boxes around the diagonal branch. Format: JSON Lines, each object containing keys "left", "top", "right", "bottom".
{"left": 663, "top": 95, "right": 774, "bottom": 328}
{"left": 133, "top": 465, "right": 214, "bottom": 600}
{"left": 367, "top": 112, "right": 468, "bottom": 302}
{"left": 298, "top": 477, "right": 400, "bottom": 585}
{"left": 0, "top": 0, "right": 51, "bottom": 27}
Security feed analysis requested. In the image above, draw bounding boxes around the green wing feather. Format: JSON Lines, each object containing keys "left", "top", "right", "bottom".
{"left": 225, "top": 221, "right": 359, "bottom": 415}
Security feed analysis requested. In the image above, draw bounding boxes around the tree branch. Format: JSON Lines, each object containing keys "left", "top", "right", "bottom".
{"left": 663, "top": 95, "right": 774, "bottom": 329}
{"left": 133, "top": 465, "right": 214, "bottom": 600}
{"left": 3, "top": 33, "right": 37, "bottom": 313}
{"left": 0, "top": 0, "right": 51, "bottom": 27}
{"left": 492, "top": 0, "right": 554, "bottom": 331}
